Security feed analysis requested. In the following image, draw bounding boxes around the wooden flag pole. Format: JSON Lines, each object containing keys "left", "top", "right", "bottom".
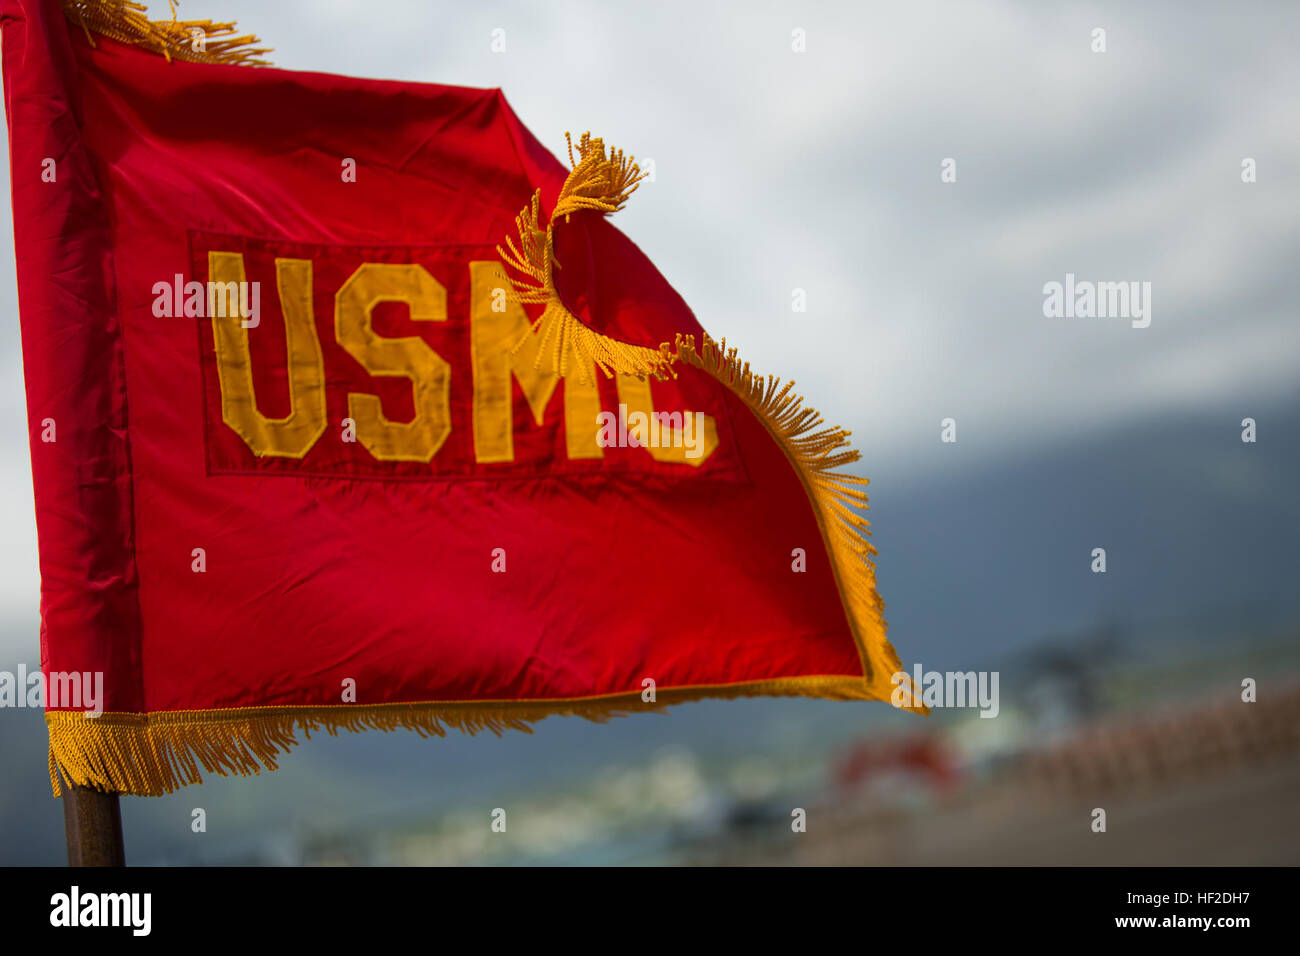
{"left": 62, "top": 784, "right": 126, "bottom": 866}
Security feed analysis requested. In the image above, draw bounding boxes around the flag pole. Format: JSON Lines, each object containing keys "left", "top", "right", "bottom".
{"left": 62, "top": 784, "right": 126, "bottom": 866}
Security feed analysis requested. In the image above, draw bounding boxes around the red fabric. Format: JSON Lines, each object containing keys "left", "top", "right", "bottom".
{"left": 3, "top": 0, "right": 865, "bottom": 716}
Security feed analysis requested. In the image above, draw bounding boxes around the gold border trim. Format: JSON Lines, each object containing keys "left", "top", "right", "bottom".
{"left": 668, "top": 333, "right": 923, "bottom": 714}
{"left": 48, "top": 676, "right": 876, "bottom": 797}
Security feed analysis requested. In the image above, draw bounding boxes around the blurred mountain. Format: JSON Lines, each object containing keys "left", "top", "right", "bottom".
{"left": 868, "top": 392, "right": 1300, "bottom": 669}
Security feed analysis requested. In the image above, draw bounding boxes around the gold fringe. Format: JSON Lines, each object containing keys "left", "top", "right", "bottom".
{"left": 47, "top": 677, "right": 876, "bottom": 797}
{"left": 60, "top": 1, "right": 271, "bottom": 66}
{"left": 498, "top": 133, "right": 674, "bottom": 383}
{"left": 666, "top": 333, "right": 923, "bottom": 714}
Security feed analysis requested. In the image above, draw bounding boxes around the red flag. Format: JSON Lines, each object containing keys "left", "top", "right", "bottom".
{"left": 3, "top": 0, "right": 921, "bottom": 797}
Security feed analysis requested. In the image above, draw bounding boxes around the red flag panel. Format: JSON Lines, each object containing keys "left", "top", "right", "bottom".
{"left": 1, "top": 0, "right": 919, "bottom": 796}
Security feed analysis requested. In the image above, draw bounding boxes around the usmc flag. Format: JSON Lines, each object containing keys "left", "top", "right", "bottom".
{"left": 3, "top": 0, "right": 919, "bottom": 796}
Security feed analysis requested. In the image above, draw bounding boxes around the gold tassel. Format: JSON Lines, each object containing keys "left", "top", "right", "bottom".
{"left": 498, "top": 133, "right": 674, "bottom": 383}
{"left": 46, "top": 676, "right": 875, "bottom": 797}
{"left": 60, "top": 1, "right": 271, "bottom": 66}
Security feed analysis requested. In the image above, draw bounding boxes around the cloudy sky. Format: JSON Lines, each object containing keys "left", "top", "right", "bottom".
{"left": 0, "top": 0, "right": 1297, "bottom": 652}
